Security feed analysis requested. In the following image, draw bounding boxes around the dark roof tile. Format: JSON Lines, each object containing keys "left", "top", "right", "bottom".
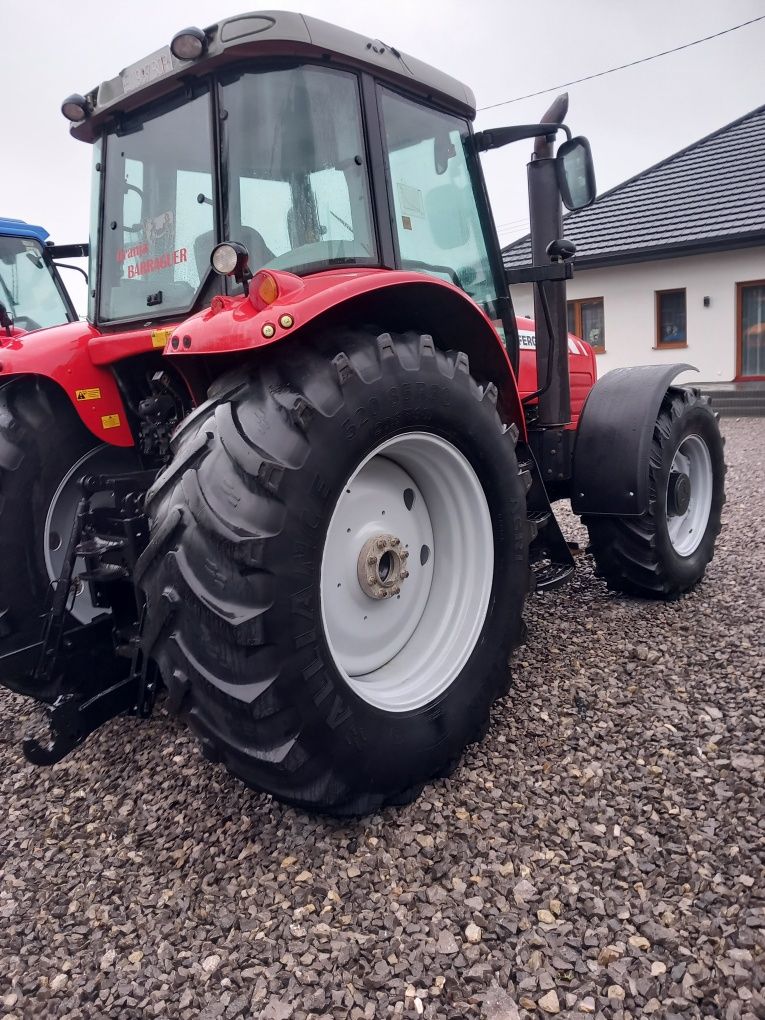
{"left": 503, "top": 103, "right": 765, "bottom": 267}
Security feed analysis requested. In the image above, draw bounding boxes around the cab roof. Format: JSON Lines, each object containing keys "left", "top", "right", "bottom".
{"left": 0, "top": 218, "right": 49, "bottom": 245}
{"left": 70, "top": 10, "right": 476, "bottom": 143}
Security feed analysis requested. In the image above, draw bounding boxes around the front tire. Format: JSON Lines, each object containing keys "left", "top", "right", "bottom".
{"left": 138, "top": 330, "right": 530, "bottom": 814}
{"left": 0, "top": 381, "right": 138, "bottom": 694}
{"left": 584, "top": 387, "right": 725, "bottom": 599}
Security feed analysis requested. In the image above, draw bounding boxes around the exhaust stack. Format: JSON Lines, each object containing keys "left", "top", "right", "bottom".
{"left": 528, "top": 93, "right": 571, "bottom": 427}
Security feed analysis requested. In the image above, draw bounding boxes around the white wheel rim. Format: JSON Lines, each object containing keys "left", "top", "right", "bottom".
{"left": 44, "top": 445, "right": 138, "bottom": 624}
{"left": 666, "top": 434, "right": 713, "bottom": 557}
{"left": 320, "top": 432, "right": 494, "bottom": 712}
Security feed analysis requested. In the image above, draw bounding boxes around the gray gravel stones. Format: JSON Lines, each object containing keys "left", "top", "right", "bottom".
{"left": 0, "top": 418, "right": 763, "bottom": 1019}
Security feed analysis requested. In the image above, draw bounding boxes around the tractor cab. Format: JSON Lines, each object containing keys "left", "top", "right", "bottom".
{"left": 0, "top": 218, "right": 78, "bottom": 335}
{"left": 67, "top": 11, "right": 575, "bottom": 367}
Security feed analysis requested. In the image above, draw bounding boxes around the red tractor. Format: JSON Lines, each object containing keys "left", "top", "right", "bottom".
{"left": 0, "top": 13, "right": 725, "bottom": 814}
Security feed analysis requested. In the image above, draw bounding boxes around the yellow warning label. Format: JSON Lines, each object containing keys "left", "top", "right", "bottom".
{"left": 101, "top": 413, "right": 121, "bottom": 430}
{"left": 151, "top": 328, "right": 172, "bottom": 349}
{"left": 75, "top": 387, "right": 102, "bottom": 402}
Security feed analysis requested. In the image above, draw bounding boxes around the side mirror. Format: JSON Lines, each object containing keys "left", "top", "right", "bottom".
{"left": 556, "top": 136, "right": 596, "bottom": 211}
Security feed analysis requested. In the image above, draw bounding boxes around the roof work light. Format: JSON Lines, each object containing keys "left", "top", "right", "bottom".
{"left": 170, "top": 27, "right": 207, "bottom": 61}
{"left": 61, "top": 94, "right": 90, "bottom": 122}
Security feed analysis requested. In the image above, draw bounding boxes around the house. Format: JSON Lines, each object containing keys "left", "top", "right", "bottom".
{"left": 503, "top": 103, "right": 765, "bottom": 394}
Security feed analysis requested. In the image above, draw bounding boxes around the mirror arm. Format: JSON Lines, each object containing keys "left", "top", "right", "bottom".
{"left": 54, "top": 262, "right": 89, "bottom": 284}
{"left": 505, "top": 261, "right": 573, "bottom": 286}
{"left": 474, "top": 122, "right": 571, "bottom": 153}
{"left": 46, "top": 243, "right": 90, "bottom": 259}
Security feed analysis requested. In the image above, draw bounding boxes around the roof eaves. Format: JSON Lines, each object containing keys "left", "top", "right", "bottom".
{"left": 502, "top": 102, "right": 765, "bottom": 258}
{"left": 569, "top": 231, "right": 765, "bottom": 269}
{"left": 562, "top": 101, "right": 765, "bottom": 218}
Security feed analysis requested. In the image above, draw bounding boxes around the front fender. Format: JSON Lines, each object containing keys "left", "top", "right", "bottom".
{"left": 0, "top": 321, "right": 133, "bottom": 447}
{"left": 571, "top": 363, "right": 696, "bottom": 516}
{"left": 164, "top": 268, "right": 526, "bottom": 436}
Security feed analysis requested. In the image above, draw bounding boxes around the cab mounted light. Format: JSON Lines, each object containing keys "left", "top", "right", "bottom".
{"left": 170, "top": 26, "right": 207, "bottom": 61}
{"left": 253, "top": 271, "right": 280, "bottom": 307}
{"left": 211, "top": 241, "right": 252, "bottom": 296}
{"left": 61, "top": 94, "right": 90, "bottom": 123}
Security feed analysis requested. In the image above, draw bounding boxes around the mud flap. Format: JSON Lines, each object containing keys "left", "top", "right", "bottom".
{"left": 571, "top": 364, "right": 696, "bottom": 516}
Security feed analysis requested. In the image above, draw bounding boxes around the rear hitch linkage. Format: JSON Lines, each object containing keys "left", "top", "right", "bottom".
{"left": 11, "top": 470, "right": 157, "bottom": 765}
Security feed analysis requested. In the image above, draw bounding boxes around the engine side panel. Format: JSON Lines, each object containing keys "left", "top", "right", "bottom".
{"left": 0, "top": 321, "right": 133, "bottom": 446}
{"left": 515, "top": 316, "right": 597, "bottom": 428}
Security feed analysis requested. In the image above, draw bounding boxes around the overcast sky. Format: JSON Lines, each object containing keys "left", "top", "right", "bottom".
{"left": 3, "top": 0, "right": 763, "bottom": 313}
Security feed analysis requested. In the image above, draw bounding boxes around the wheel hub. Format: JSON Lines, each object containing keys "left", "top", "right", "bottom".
{"left": 666, "top": 434, "right": 714, "bottom": 557}
{"left": 667, "top": 470, "right": 691, "bottom": 517}
{"left": 357, "top": 533, "right": 410, "bottom": 599}
{"left": 320, "top": 432, "right": 494, "bottom": 711}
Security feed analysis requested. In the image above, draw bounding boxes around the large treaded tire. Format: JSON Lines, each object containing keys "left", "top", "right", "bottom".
{"left": 0, "top": 381, "right": 98, "bottom": 673}
{"left": 584, "top": 387, "right": 725, "bottom": 599}
{"left": 137, "top": 330, "right": 530, "bottom": 815}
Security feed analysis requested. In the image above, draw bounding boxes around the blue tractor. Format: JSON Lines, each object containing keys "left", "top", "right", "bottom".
{"left": 0, "top": 217, "right": 83, "bottom": 335}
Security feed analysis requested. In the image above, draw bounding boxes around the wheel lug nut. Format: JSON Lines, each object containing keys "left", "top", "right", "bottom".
{"left": 391, "top": 537, "right": 400, "bottom": 546}
{"left": 392, "top": 586, "right": 400, "bottom": 595}
{"left": 380, "top": 590, "right": 388, "bottom": 598}
{"left": 376, "top": 538, "right": 386, "bottom": 550}
{"left": 401, "top": 570, "right": 409, "bottom": 579}
{"left": 401, "top": 550, "right": 409, "bottom": 559}
{"left": 367, "top": 575, "right": 375, "bottom": 585}
{"left": 367, "top": 555, "right": 377, "bottom": 565}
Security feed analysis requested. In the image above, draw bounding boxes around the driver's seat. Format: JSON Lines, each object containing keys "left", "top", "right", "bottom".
{"left": 195, "top": 226, "right": 275, "bottom": 283}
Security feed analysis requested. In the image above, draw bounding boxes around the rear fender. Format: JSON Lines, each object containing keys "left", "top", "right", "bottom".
{"left": 0, "top": 321, "right": 133, "bottom": 447}
{"left": 164, "top": 269, "right": 526, "bottom": 438}
{"left": 571, "top": 363, "right": 695, "bottom": 516}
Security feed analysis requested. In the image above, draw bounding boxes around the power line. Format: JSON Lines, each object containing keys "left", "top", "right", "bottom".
{"left": 495, "top": 220, "right": 529, "bottom": 231}
{"left": 478, "top": 15, "right": 765, "bottom": 112}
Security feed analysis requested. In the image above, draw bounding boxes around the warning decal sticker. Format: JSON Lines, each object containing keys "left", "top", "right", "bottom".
{"left": 101, "top": 414, "right": 121, "bottom": 430}
{"left": 151, "top": 328, "right": 173, "bottom": 349}
{"left": 75, "top": 388, "right": 102, "bottom": 401}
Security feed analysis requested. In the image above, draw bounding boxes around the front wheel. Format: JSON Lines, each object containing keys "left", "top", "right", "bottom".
{"left": 0, "top": 381, "right": 138, "bottom": 695}
{"left": 138, "top": 330, "right": 530, "bottom": 814}
{"left": 585, "top": 387, "right": 725, "bottom": 599}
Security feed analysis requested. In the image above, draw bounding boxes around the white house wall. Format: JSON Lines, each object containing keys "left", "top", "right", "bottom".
{"left": 509, "top": 246, "right": 765, "bottom": 384}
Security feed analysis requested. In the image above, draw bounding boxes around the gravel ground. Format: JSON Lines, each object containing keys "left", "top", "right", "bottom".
{"left": 0, "top": 418, "right": 763, "bottom": 1020}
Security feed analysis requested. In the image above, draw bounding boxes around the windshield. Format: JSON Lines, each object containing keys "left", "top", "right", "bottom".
{"left": 0, "top": 236, "right": 73, "bottom": 330}
{"left": 222, "top": 65, "right": 376, "bottom": 276}
{"left": 99, "top": 87, "right": 215, "bottom": 322}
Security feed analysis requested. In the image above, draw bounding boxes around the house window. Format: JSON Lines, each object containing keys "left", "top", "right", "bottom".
{"left": 656, "top": 288, "right": 687, "bottom": 347}
{"left": 567, "top": 297, "right": 605, "bottom": 352}
{"left": 738, "top": 281, "right": 765, "bottom": 378}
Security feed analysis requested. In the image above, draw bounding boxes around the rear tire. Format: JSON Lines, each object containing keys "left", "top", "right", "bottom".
{"left": 584, "top": 387, "right": 725, "bottom": 599}
{"left": 138, "top": 330, "right": 530, "bottom": 814}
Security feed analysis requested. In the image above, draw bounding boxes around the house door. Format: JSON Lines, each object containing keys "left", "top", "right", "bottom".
{"left": 738, "top": 281, "right": 765, "bottom": 379}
